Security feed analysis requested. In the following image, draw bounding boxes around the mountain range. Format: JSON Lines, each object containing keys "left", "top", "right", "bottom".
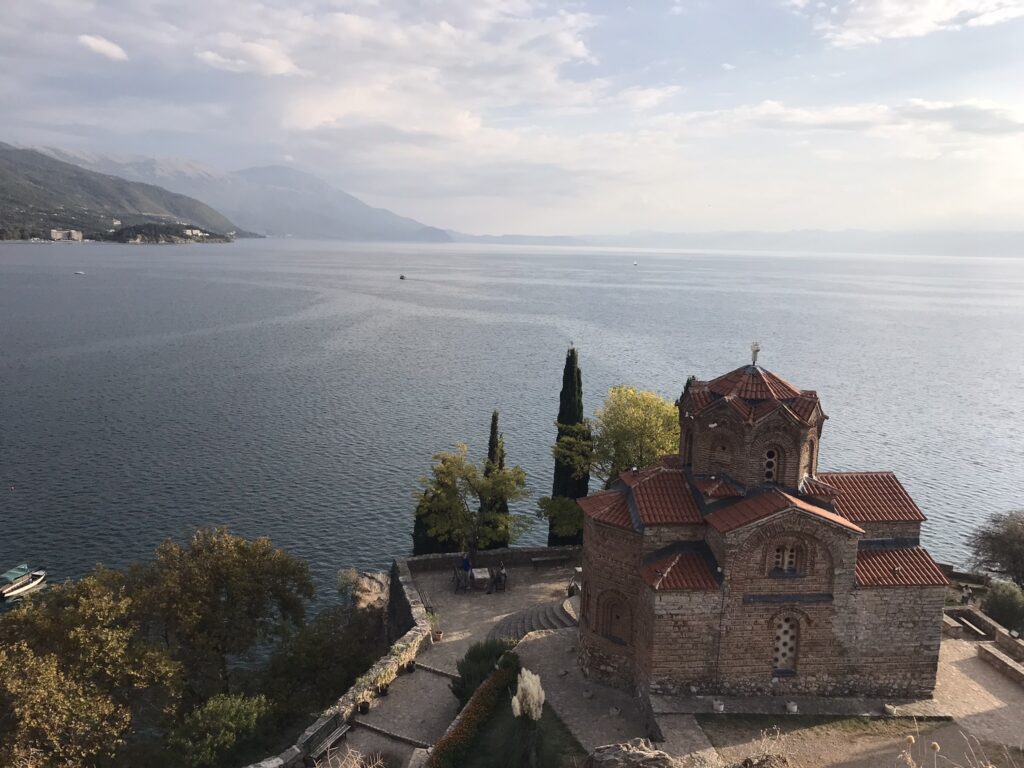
{"left": 40, "top": 148, "right": 451, "bottom": 242}
{"left": 0, "top": 142, "right": 237, "bottom": 238}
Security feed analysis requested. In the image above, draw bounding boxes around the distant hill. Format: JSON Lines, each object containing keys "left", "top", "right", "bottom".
{"left": 41, "top": 149, "right": 452, "bottom": 242}
{"left": 0, "top": 143, "right": 237, "bottom": 238}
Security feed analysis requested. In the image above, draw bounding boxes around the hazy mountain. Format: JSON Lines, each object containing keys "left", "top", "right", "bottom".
{"left": 41, "top": 149, "right": 451, "bottom": 242}
{"left": 0, "top": 143, "right": 237, "bottom": 237}
{"left": 583, "top": 230, "right": 1024, "bottom": 257}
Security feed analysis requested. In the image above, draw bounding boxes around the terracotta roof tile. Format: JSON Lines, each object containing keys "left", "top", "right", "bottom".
{"left": 817, "top": 472, "right": 926, "bottom": 523}
{"left": 577, "top": 490, "right": 633, "bottom": 531}
{"left": 856, "top": 547, "right": 949, "bottom": 588}
{"left": 799, "top": 476, "right": 840, "bottom": 501}
{"left": 706, "top": 489, "right": 864, "bottom": 535}
{"left": 619, "top": 465, "right": 703, "bottom": 525}
{"left": 683, "top": 365, "right": 822, "bottom": 427}
{"left": 642, "top": 551, "right": 719, "bottom": 591}
{"left": 692, "top": 476, "right": 744, "bottom": 499}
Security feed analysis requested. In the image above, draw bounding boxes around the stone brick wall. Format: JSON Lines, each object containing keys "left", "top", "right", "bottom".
{"left": 579, "top": 515, "right": 642, "bottom": 690}
{"left": 858, "top": 521, "right": 922, "bottom": 541}
{"left": 642, "top": 524, "right": 704, "bottom": 554}
{"left": 680, "top": 403, "right": 822, "bottom": 488}
{"left": 848, "top": 586, "right": 945, "bottom": 696}
{"left": 646, "top": 589, "right": 723, "bottom": 694}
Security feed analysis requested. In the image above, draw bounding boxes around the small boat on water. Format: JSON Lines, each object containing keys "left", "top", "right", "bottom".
{"left": 0, "top": 564, "right": 47, "bottom": 599}
{"left": 399, "top": 274, "right": 406, "bottom": 280}
{"left": 74, "top": 271, "right": 85, "bottom": 275}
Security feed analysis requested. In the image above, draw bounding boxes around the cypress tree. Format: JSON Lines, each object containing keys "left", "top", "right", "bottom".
{"left": 549, "top": 347, "right": 590, "bottom": 545}
{"left": 481, "top": 410, "right": 511, "bottom": 549}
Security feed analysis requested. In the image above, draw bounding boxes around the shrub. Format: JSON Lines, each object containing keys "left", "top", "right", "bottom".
{"left": 168, "top": 694, "right": 272, "bottom": 768}
{"left": 982, "top": 580, "right": 1024, "bottom": 632}
{"left": 450, "top": 639, "right": 515, "bottom": 708}
{"left": 429, "top": 655, "right": 520, "bottom": 768}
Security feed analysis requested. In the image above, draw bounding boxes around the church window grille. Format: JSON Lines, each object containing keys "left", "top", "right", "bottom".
{"left": 773, "top": 616, "right": 799, "bottom": 672}
{"left": 769, "top": 542, "right": 804, "bottom": 576}
{"left": 764, "top": 449, "right": 778, "bottom": 481}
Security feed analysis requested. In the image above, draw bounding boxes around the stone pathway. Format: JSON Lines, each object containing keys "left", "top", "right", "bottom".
{"left": 343, "top": 565, "right": 576, "bottom": 764}
{"left": 933, "top": 638, "right": 1024, "bottom": 748}
{"left": 487, "top": 599, "right": 577, "bottom": 643}
{"left": 515, "top": 628, "right": 648, "bottom": 753}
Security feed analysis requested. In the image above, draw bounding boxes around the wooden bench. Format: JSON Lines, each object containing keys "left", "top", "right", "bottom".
{"left": 531, "top": 554, "right": 570, "bottom": 569}
{"left": 306, "top": 716, "right": 351, "bottom": 762}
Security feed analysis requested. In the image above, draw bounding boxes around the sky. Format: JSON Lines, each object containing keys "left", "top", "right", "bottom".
{"left": 3, "top": 0, "right": 1024, "bottom": 235}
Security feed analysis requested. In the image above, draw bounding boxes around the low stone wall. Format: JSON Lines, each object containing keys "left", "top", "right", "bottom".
{"left": 242, "top": 559, "right": 431, "bottom": 768}
{"left": 944, "top": 605, "right": 1024, "bottom": 662}
{"left": 404, "top": 545, "right": 582, "bottom": 574}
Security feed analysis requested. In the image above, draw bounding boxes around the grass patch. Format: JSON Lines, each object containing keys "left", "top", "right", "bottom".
{"left": 460, "top": 694, "right": 587, "bottom": 768}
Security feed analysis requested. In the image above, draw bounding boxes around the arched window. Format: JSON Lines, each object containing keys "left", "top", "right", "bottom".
{"left": 597, "top": 591, "right": 631, "bottom": 645}
{"left": 684, "top": 431, "right": 694, "bottom": 465}
{"left": 773, "top": 616, "right": 799, "bottom": 672}
{"left": 806, "top": 438, "right": 817, "bottom": 476}
{"left": 763, "top": 448, "right": 781, "bottom": 481}
{"left": 767, "top": 540, "right": 805, "bottom": 576}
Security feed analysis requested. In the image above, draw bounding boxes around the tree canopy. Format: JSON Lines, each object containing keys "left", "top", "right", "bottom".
{"left": 416, "top": 442, "right": 529, "bottom": 557}
{"left": 969, "top": 509, "right": 1024, "bottom": 588}
{"left": 551, "top": 384, "right": 680, "bottom": 489}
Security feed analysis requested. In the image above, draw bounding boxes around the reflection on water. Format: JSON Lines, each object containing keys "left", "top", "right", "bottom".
{"left": 1, "top": 240, "right": 1022, "bottom": 601}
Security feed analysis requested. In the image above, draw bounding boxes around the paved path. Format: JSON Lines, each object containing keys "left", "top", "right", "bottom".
{"left": 344, "top": 565, "right": 576, "bottom": 763}
{"left": 933, "top": 638, "right": 1024, "bottom": 749}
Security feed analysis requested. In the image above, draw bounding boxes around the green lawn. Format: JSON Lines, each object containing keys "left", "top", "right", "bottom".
{"left": 460, "top": 694, "right": 588, "bottom": 768}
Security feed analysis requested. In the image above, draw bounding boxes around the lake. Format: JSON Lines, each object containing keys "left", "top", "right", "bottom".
{"left": 2, "top": 239, "right": 1022, "bottom": 602}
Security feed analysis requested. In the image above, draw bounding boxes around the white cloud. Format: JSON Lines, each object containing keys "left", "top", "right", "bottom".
{"left": 196, "top": 36, "right": 304, "bottom": 76}
{"left": 796, "top": 0, "right": 1024, "bottom": 46}
{"left": 77, "top": 34, "right": 128, "bottom": 61}
{"left": 721, "top": 62, "right": 736, "bottom": 71}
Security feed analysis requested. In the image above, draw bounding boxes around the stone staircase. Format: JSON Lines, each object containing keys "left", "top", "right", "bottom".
{"left": 487, "top": 599, "right": 578, "bottom": 644}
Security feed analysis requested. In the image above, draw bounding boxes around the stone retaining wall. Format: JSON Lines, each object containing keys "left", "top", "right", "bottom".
{"left": 404, "top": 545, "right": 581, "bottom": 574}
{"left": 242, "top": 559, "right": 431, "bottom": 768}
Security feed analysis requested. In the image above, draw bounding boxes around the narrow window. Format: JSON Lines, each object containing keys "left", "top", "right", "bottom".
{"left": 770, "top": 543, "right": 802, "bottom": 576}
{"left": 773, "top": 616, "right": 799, "bottom": 672}
{"left": 764, "top": 449, "right": 778, "bottom": 481}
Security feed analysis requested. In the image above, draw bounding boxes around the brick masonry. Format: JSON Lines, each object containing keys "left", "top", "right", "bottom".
{"left": 579, "top": 364, "right": 946, "bottom": 702}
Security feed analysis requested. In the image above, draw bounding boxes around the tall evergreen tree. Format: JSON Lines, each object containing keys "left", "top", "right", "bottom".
{"left": 546, "top": 347, "right": 590, "bottom": 545}
{"left": 481, "top": 410, "right": 511, "bottom": 549}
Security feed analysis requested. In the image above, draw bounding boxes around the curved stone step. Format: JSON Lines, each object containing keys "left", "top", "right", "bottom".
{"left": 487, "top": 600, "right": 578, "bottom": 644}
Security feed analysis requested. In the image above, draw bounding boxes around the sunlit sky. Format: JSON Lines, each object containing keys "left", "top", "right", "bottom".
{"left": 4, "top": 0, "right": 1024, "bottom": 234}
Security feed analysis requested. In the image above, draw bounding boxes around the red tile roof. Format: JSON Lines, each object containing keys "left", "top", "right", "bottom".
{"left": 692, "top": 475, "right": 744, "bottom": 499}
{"left": 619, "top": 464, "right": 703, "bottom": 525}
{"left": 856, "top": 547, "right": 949, "bottom": 588}
{"left": 683, "top": 365, "right": 822, "bottom": 427}
{"left": 577, "top": 490, "right": 633, "bottom": 531}
{"left": 641, "top": 551, "right": 720, "bottom": 591}
{"left": 799, "top": 475, "right": 840, "bottom": 501}
{"left": 817, "top": 472, "right": 926, "bottom": 523}
{"left": 705, "top": 489, "right": 864, "bottom": 535}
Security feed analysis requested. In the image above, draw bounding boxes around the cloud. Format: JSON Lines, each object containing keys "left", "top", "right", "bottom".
{"left": 196, "top": 36, "right": 304, "bottom": 76}
{"left": 794, "top": 0, "right": 1024, "bottom": 46}
{"left": 721, "top": 63, "right": 736, "bottom": 71}
{"left": 77, "top": 34, "right": 128, "bottom": 61}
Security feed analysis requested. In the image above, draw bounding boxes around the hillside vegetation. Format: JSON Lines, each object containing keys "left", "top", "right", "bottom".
{"left": 0, "top": 143, "right": 237, "bottom": 238}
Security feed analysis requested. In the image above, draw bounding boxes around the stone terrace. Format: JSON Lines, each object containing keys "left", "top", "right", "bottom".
{"left": 344, "top": 561, "right": 577, "bottom": 765}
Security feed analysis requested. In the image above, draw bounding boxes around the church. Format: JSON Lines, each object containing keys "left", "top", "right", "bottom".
{"left": 576, "top": 350, "right": 948, "bottom": 699}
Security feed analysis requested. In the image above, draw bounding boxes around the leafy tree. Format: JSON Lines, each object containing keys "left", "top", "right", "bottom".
{"left": 969, "top": 510, "right": 1024, "bottom": 588}
{"left": 481, "top": 411, "right": 511, "bottom": 550}
{"left": 551, "top": 385, "right": 679, "bottom": 489}
{"left": 168, "top": 694, "right": 271, "bottom": 768}
{"left": 416, "top": 443, "right": 529, "bottom": 559}
{"left": 450, "top": 639, "right": 514, "bottom": 708}
{"left": 0, "top": 569, "right": 179, "bottom": 768}
{"left": 981, "top": 580, "right": 1024, "bottom": 632}
{"left": 541, "top": 347, "right": 591, "bottom": 546}
{"left": 133, "top": 528, "right": 314, "bottom": 698}
{"left": 412, "top": 488, "right": 459, "bottom": 556}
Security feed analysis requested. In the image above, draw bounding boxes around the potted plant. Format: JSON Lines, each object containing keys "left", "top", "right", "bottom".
{"left": 403, "top": 658, "right": 416, "bottom": 673}
{"left": 373, "top": 666, "right": 394, "bottom": 696}
{"left": 429, "top": 613, "right": 444, "bottom": 643}
{"left": 354, "top": 674, "right": 372, "bottom": 714}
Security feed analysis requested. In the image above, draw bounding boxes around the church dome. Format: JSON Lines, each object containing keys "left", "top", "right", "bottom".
{"left": 684, "top": 364, "right": 821, "bottom": 427}
{"left": 707, "top": 365, "right": 802, "bottom": 401}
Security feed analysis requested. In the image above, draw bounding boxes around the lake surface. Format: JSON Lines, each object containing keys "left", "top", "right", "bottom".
{"left": 2, "top": 240, "right": 1022, "bottom": 602}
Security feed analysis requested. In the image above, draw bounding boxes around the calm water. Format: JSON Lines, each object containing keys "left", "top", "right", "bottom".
{"left": 2, "top": 240, "right": 1023, "bottom": 601}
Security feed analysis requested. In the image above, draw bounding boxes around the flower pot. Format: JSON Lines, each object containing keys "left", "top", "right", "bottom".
{"left": 378, "top": 684, "right": 390, "bottom": 696}
{"left": 404, "top": 660, "right": 416, "bottom": 673}
{"left": 786, "top": 701, "right": 799, "bottom": 715}
{"left": 712, "top": 700, "right": 725, "bottom": 713}
{"left": 358, "top": 701, "right": 370, "bottom": 715}
{"left": 432, "top": 630, "right": 444, "bottom": 642}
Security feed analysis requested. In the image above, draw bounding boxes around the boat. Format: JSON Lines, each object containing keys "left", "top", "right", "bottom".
{"left": 0, "top": 564, "right": 47, "bottom": 599}
{"left": 399, "top": 274, "right": 406, "bottom": 280}
{"left": 74, "top": 271, "right": 85, "bottom": 275}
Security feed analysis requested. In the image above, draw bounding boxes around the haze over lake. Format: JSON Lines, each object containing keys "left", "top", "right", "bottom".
{"left": 2, "top": 240, "right": 1022, "bottom": 599}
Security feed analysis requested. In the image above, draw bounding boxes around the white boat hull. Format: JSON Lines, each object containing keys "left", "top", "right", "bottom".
{"left": 0, "top": 571, "right": 46, "bottom": 599}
